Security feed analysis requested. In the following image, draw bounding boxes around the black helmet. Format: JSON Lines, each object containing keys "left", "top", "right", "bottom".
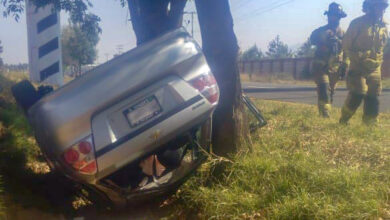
{"left": 324, "top": 2, "right": 347, "bottom": 18}
{"left": 363, "top": 0, "right": 389, "bottom": 9}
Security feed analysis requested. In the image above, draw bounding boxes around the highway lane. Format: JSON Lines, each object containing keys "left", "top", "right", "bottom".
{"left": 243, "top": 83, "right": 390, "bottom": 112}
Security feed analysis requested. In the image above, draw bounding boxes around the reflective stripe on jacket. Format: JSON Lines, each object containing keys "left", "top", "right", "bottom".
{"left": 310, "top": 25, "right": 347, "bottom": 72}
{"left": 342, "top": 15, "right": 388, "bottom": 75}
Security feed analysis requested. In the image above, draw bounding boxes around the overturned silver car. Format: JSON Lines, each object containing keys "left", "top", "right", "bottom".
{"left": 12, "top": 28, "right": 219, "bottom": 207}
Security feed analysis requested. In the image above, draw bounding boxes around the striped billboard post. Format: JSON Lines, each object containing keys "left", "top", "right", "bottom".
{"left": 26, "top": 0, "right": 64, "bottom": 86}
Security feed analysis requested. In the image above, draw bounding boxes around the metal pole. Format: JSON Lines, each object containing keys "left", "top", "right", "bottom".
{"left": 191, "top": 12, "right": 194, "bottom": 37}
{"left": 184, "top": 11, "right": 196, "bottom": 37}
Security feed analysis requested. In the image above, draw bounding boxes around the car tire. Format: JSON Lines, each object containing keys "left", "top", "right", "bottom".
{"left": 11, "top": 80, "right": 39, "bottom": 113}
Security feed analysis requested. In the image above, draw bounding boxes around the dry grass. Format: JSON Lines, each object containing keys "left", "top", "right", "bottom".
{"left": 241, "top": 73, "right": 390, "bottom": 89}
{"left": 383, "top": 78, "right": 390, "bottom": 89}
{"left": 1, "top": 71, "right": 389, "bottom": 219}
{"left": 175, "top": 100, "right": 390, "bottom": 219}
{"left": 240, "top": 73, "right": 312, "bottom": 85}
{"left": 0, "top": 71, "right": 83, "bottom": 219}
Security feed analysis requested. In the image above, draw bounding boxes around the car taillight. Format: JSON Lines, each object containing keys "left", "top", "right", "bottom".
{"left": 62, "top": 136, "right": 97, "bottom": 175}
{"left": 64, "top": 149, "right": 79, "bottom": 164}
{"left": 79, "top": 141, "right": 92, "bottom": 154}
{"left": 189, "top": 72, "right": 219, "bottom": 105}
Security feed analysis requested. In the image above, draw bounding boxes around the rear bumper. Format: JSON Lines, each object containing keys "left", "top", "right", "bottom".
{"left": 92, "top": 155, "right": 207, "bottom": 207}
{"left": 94, "top": 106, "right": 214, "bottom": 181}
{"left": 45, "top": 105, "right": 213, "bottom": 184}
{"left": 95, "top": 95, "right": 203, "bottom": 159}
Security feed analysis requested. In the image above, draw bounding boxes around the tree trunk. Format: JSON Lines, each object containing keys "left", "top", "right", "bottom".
{"left": 195, "top": 0, "right": 252, "bottom": 157}
{"left": 127, "top": 0, "right": 251, "bottom": 157}
{"left": 127, "top": 0, "right": 187, "bottom": 45}
{"left": 76, "top": 63, "right": 82, "bottom": 78}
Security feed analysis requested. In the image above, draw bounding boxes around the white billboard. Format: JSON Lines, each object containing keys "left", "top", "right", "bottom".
{"left": 26, "top": 0, "right": 63, "bottom": 86}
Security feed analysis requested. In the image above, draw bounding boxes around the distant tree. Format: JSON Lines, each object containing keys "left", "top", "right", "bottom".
{"left": 0, "top": 40, "right": 3, "bottom": 68}
{"left": 266, "top": 35, "right": 293, "bottom": 59}
{"left": 4, "top": 63, "right": 28, "bottom": 71}
{"left": 240, "top": 44, "right": 263, "bottom": 61}
{"left": 296, "top": 39, "right": 315, "bottom": 58}
{"left": 62, "top": 22, "right": 100, "bottom": 77}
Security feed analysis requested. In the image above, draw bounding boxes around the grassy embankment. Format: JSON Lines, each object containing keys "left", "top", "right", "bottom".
{"left": 176, "top": 100, "right": 390, "bottom": 219}
{"left": 240, "top": 72, "right": 312, "bottom": 85}
{"left": 0, "top": 71, "right": 389, "bottom": 219}
{"left": 0, "top": 71, "right": 80, "bottom": 219}
{"left": 0, "top": 71, "right": 34, "bottom": 216}
{"left": 241, "top": 73, "right": 390, "bottom": 89}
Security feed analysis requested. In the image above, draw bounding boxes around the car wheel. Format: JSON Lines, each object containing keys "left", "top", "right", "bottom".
{"left": 11, "top": 80, "right": 39, "bottom": 113}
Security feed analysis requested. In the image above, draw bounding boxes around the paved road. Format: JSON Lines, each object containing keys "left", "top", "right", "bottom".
{"left": 243, "top": 82, "right": 390, "bottom": 112}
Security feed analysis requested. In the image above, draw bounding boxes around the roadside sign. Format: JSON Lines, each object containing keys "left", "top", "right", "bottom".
{"left": 26, "top": 0, "right": 63, "bottom": 86}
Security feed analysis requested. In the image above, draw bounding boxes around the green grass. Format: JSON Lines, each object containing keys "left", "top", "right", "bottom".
{"left": 383, "top": 78, "right": 390, "bottom": 89}
{"left": 0, "top": 71, "right": 389, "bottom": 218}
{"left": 240, "top": 73, "right": 313, "bottom": 85}
{"left": 175, "top": 100, "right": 390, "bottom": 219}
{"left": 241, "top": 73, "right": 390, "bottom": 89}
{"left": 0, "top": 72, "right": 81, "bottom": 218}
{"left": 0, "top": 73, "right": 49, "bottom": 213}
{"left": 0, "top": 71, "right": 41, "bottom": 169}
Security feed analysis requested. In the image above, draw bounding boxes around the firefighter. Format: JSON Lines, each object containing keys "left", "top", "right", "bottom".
{"left": 339, "top": 0, "right": 388, "bottom": 124}
{"left": 310, "top": 2, "right": 348, "bottom": 118}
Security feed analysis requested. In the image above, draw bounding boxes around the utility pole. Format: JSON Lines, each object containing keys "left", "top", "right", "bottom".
{"left": 184, "top": 11, "right": 196, "bottom": 37}
{"left": 0, "top": 40, "right": 3, "bottom": 70}
{"left": 191, "top": 12, "right": 194, "bottom": 37}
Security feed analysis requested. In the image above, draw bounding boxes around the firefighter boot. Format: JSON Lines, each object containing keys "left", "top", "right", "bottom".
{"left": 339, "top": 92, "right": 364, "bottom": 124}
{"left": 317, "top": 83, "right": 331, "bottom": 118}
{"left": 363, "top": 95, "right": 380, "bottom": 125}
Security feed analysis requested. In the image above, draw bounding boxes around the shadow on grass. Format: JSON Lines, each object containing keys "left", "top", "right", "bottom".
{"left": 0, "top": 74, "right": 178, "bottom": 219}
{"left": 0, "top": 74, "right": 83, "bottom": 218}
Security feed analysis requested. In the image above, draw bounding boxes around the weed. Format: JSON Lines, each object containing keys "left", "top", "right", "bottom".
{"left": 176, "top": 100, "right": 390, "bottom": 219}
{"left": 241, "top": 74, "right": 390, "bottom": 89}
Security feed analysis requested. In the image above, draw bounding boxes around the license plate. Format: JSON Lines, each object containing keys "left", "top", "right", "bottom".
{"left": 124, "top": 96, "right": 162, "bottom": 127}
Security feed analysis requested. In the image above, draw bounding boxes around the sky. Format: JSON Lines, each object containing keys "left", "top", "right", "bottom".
{"left": 0, "top": 0, "right": 389, "bottom": 64}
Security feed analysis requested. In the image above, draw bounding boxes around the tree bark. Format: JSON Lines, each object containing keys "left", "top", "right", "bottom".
{"left": 127, "top": 0, "right": 187, "bottom": 45}
{"left": 76, "top": 63, "right": 82, "bottom": 77}
{"left": 195, "top": 0, "right": 252, "bottom": 157}
{"left": 127, "top": 0, "right": 251, "bottom": 157}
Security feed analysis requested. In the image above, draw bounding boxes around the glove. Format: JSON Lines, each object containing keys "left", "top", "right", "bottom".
{"left": 362, "top": 58, "right": 380, "bottom": 74}
{"left": 338, "top": 63, "right": 348, "bottom": 80}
